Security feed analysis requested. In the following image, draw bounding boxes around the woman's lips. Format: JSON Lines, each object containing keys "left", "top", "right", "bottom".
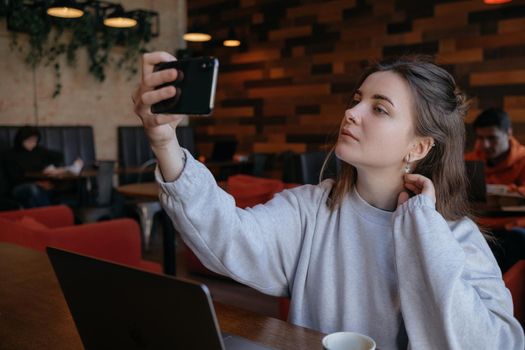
{"left": 341, "top": 128, "right": 359, "bottom": 141}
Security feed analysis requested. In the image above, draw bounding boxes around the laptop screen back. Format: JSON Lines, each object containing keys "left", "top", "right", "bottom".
{"left": 47, "top": 247, "right": 225, "bottom": 350}
{"left": 210, "top": 140, "right": 237, "bottom": 162}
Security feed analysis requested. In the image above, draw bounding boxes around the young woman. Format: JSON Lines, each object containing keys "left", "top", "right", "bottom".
{"left": 132, "top": 52, "right": 524, "bottom": 349}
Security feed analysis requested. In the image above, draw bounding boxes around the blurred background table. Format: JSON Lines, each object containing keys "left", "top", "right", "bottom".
{"left": 116, "top": 182, "right": 159, "bottom": 200}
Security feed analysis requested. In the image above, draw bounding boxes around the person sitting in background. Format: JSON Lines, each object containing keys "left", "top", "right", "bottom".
{"left": 465, "top": 109, "right": 525, "bottom": 272}
{"left": 465, "top": 107, "right": 525, "bottom": 187}
{"left": 4, "top": 126, "right": 83, "bottom": 208}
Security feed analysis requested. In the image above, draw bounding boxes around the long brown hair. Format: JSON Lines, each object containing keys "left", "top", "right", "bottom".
{"left": 324, "top": 56, "right": 470, "bottom": 221}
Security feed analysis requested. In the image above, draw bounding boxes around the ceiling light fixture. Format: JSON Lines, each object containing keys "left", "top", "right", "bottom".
{"left": 183, "top": 23, "right": 211, "bottom": 42}
{"left": 223, "top": 27, "right": 241, "bottom": 47}
{"left": 103, "top": 4, "right": 137, "bottom": 28}
{"left": 47, "top": 0, "right": 84, "bottom": 18}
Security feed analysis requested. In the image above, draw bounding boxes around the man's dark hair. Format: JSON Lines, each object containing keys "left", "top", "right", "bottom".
{"left": 13, "top": 126, "right": 41, "bottom": 150}
{"left": 472, "top": 108, "right": 511, "bottom": 132}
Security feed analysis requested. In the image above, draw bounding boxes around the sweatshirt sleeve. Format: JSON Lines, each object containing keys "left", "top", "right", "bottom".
{"left": 156, "top": 149, "right": 314, "bottom": 297}
{"left": 392, "top": 194, "right": 525, "bottom": 350}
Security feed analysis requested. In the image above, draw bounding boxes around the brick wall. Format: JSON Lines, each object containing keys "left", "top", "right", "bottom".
{"left": 186, "top": 0, "right": 525, "bottom": 156}
{"left": 2, "top": 0, "right": 525, "bottom": 160}
{"left": 0, "top": 0, "right": 186, "bottom": 160}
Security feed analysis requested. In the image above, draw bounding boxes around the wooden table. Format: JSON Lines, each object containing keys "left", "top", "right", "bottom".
{"left": 25, "top": 169, "right": 100, "bottom": 206}
{"left": 117, "top": 182, "right": 159, "bottom": 200}
{"left": 0, "top": 243, "right": 324, "bottom": 349}
{"left": 471, "top": 202, "right": 525, "bottom": 230}
{"left": 26, "top": 166, "right": 154, "bottom": 181}
{"left": 115, "top": 182, "right": 179, "bottom": 277}
{"left": 117, "top": 181, "right": 228, "bottom": 200}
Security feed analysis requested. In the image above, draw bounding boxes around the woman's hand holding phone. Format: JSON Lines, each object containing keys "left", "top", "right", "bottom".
{"left": 132, "top": 51, "right": 186, "bottom": 149}
{"left": 132, "top": 51, "right": 187, "bottom": 182}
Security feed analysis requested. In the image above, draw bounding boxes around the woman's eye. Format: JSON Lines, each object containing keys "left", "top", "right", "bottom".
{"left": 374, "top": 105, "right": 388, "bottom": 115}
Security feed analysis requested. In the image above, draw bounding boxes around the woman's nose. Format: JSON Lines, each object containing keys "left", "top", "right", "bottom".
{"left": 345, "top": 109, "right": 360, "bottom": 124}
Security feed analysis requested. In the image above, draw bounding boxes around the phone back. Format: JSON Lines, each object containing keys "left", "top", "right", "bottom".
{"left": 151, "top": 57, "right": 218, "bottom": 116}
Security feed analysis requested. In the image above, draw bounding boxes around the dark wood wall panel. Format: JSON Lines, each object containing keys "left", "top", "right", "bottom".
{"left": 187, "top": 0, "right": 525, "bottom": 156}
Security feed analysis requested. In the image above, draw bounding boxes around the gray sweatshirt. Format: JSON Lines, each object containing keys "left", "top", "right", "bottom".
{"left": 157, "top": 149, "right": 524, "bottom": 350}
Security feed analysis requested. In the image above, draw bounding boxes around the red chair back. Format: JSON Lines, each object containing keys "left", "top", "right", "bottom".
{"left": 0, "top": 205, "right": 74, "bottom": 228}
{"left": 0, "top": 206, "right": 161, "bottom": 273}
{"left": 227, "top": 175, "right": 285, "bottom": 208}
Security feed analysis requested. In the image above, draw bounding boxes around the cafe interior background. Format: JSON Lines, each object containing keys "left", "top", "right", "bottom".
{"left": 2, "top": 0, "right": 525, "bottom": 161}
{"left": 1, "top": 0, "right": 525, "bottom": 338}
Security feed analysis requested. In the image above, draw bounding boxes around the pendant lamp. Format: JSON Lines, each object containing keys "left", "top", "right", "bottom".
{"left": 47, "top": 0, "right": 84, "bottom": 18}
{"left": 183, "top": 23, "right": 211, "bottom": 42}
{"left": 104, "top": 5, "right": 137, "bottom": 28}
{"left": 223, "top": 27, "right": 241, "bottom": 47}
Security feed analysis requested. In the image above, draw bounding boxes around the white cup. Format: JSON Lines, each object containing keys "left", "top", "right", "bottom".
{"left": 322, "top": 331, "right": 376, "bottom": 350}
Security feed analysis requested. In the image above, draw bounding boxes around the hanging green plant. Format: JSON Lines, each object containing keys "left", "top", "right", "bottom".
{"left": 6, "top": 2, "right": 51, "bottom": 67}
{"left": 2, "top": 1, "right": 156, "bottom": 97}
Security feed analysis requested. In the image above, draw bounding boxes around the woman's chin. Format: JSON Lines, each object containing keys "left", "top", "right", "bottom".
{"left": 334, "top": 144, "right": 351, "bottom": 162}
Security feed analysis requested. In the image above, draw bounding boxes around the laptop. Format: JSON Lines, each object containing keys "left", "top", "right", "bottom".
{"left": 46, "top": 247, "right": 274, "bottom": 350}
{"left": 210, "top": 140, "right": 237, "bottom": 162}
{"left": 465, "top": 160, "right": 487, "bottom": 203}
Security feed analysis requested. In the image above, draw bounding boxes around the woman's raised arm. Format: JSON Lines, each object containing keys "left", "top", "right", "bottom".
{"left": 132, "top": 51, "right": 186, "bottom": 182}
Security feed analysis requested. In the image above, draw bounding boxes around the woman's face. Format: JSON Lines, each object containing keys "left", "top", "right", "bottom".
{"left": 22, "top": 136, "right": 38, "bottom": 151}
{"left": 335, "top": 70, "right": 417, "bottom": 173}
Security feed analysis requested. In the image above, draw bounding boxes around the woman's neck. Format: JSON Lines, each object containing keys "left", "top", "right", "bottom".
{"left": 355, "top": 169, "right": 405, "bottom": 212}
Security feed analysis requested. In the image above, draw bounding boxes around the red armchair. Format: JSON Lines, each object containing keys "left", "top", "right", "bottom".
{"left": 226, "top": 174, "right": 285, "bottom": 208}
{"left": 504, "top": 260, "right": 525, "bottom": 327}
{"left": 0, "top": 205, "right": 161, "bottom": 273}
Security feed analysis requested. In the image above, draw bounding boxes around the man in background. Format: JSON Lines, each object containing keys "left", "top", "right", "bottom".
{"left": 466, "top": 108, "right": 525, "bottom": 273}
{"left": 465, "top": 107, "right": 525, "bottom": 186}
{"left": 3, "top": 126, "right": 83, "bottom": 208}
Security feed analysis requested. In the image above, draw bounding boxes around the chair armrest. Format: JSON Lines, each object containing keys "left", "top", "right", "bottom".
{"left": 226, "top": 175, "right": 285, "bottom": 208}
{"left": 0, "top": 205, "right": 74, "bottom": 228}
{"left": 49, "top": 219, "right": 144, "bottom": 267}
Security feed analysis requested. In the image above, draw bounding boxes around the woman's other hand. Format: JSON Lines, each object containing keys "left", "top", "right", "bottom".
{"left": 397, "top": 173, "right": 436, "bottom": 207}
{"left": 132, "top": 51, "right": 186, "bottom": 150}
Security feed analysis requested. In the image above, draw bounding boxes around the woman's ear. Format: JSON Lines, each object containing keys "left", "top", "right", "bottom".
{"left": 409, "top": 136, "right": 435, "bottom": 162}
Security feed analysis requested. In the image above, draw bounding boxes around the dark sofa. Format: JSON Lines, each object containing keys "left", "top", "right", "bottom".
{"left": 117, "top": 125, "right": 195, "bottom": 184}
{"left": 0, "top": 125, "right": 96, "bottom": 166}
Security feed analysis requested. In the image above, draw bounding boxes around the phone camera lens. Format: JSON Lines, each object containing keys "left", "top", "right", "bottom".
{"left": 201, "top": 62, "right": 213, "bottom": 69}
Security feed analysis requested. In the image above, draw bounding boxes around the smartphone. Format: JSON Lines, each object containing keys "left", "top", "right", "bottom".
{"left": 151, "top": 57, "right": 219, "bottom": 116}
